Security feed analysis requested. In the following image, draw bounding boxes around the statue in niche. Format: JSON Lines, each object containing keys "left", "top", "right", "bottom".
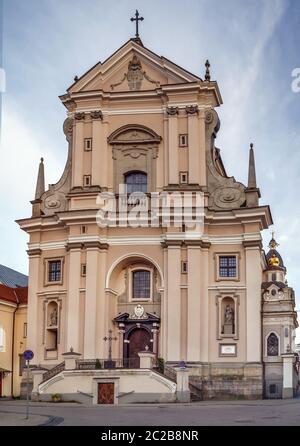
{"left": 224, "top": 305, "right": 234, "bottom": 323}
{"left": 50, "top": 307, "right": 58, "bottom": 326}
{"left": 223, "top": 304, "right": 234, "bottom": 335}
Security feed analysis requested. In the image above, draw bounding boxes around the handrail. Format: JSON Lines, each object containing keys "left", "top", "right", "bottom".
{"left": 76, "top": 358, "right": 141, "bottom": 370}
{"left": 40, "top": 361, "right": 65, "bottom": 384}
{"left": 117, "top": 391, "right": 135, "bottom": 398}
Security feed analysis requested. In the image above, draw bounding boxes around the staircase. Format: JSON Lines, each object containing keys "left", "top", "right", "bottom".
{"left": 189, "top": 380, "right": 203, "bottom": 402}
{"left": 40, "top": 362, "right": 65, "bottom": 384}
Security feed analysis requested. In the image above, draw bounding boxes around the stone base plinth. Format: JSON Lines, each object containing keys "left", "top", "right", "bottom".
{"left": 183, "top": 362, "right": 263, "bottom": 401}
{"left": 223, "top": 323, "right": 234, "bottom": 335}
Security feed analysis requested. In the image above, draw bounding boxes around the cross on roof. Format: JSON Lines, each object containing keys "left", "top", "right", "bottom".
{"left": 130, "top": 10, "right": 144, "bottom": 39}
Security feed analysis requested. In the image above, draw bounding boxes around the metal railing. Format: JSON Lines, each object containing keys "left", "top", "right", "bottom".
{"left": 163, "top": 364, "right": 177, "bottom": 382}
{"left": 75, "top": 358, "right": 142, "bottom": 370}
{"left": 41, "top": 361, "right": 65, "bottom": 384}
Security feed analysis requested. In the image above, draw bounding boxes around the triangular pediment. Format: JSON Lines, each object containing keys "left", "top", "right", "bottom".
{"left": 67, "top": 39, "right": 202, "bottom": 94}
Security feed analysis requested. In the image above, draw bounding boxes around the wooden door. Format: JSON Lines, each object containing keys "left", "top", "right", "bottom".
{"left": 0, "top": 372, "right": 2, "bottom": 398}
{"left": 128, "top": 329, "right": 151, "bottom": 368}
{"left": 97, "top": 382, "right": 114, "bottom": 404}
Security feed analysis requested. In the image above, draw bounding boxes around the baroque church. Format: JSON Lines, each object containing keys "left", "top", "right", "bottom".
{"left": 16, "top": 15, "right": 298, "bottom": 403}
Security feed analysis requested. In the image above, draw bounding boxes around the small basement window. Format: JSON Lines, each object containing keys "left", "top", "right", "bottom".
{"left": 84, "top": 138, "right": 92, "bottom": 151}
{"left": 180, "top": 172, "right": 188, "bottom": 185}
{"left": 179, "top": 134, "right": 188, "bottom": 147}
{"left": 181, "top": 261, "right": 188, "bottom": 274}
{"left": 83, "top": 175, "right": 91, "bottom": 187}
{"left": 81, "top": 264, "right": 87, "bottom": 277}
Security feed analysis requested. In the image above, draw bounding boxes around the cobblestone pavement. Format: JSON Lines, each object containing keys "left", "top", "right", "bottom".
{"left": 0, "top": 398, "right": 300, "bottom": 426}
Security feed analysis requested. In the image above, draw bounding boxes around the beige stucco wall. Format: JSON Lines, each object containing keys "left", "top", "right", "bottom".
{"left": 38, "top": 369, "right": 176, "bottom": 402}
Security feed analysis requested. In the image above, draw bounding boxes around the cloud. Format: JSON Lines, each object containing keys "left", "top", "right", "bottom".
{"left": 0, "top": 99, "right": 64, "bottom": 272}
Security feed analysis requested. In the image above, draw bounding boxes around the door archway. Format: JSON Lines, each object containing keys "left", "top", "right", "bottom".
{"left": 127, "top": 328, "right": 152, "bottom": 368}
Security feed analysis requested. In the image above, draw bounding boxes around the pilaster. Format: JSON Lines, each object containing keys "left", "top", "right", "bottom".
{"left": 166, "top": 244, "right": 181, "bottom": 361}
{"left": 187, "top": 244, "right": 201, "bottom": 362}
{"left": 26, "top": 250, "right": 41, "bottom": 363}
{"left": 72, "top": 118, "right": 85, "bottom": 187}
{"left": 66, "top": 246, "right": 81, "bottom": 352}
{"left": 84, "top": 245, "right": 100, "bottom": 358}
{"left": 245, "top": 245, "right": 262, "bottom": 362}
{"left": 187, "top": 112, "right": 199, "bottom": 184}
{"left": 167, "top": 111, "right": 179, "bottom": 185}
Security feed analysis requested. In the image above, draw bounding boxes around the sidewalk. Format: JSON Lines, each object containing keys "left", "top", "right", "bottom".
{"left": 0, "top": 410, "right": 51, "bottom": 426}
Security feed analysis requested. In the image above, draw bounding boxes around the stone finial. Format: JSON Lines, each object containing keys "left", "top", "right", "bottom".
{"left": 247, "top": 143, "right": 257, "bottom": 189}
{"left": 34, "top": 157, "right": 45, "bottom": 200}
{"left": 205, "top": 59, "right": 211, "bottom": 81}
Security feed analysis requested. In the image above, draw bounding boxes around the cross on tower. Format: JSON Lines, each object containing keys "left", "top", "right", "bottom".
{"left": 130, "top": 10, "right": 144, "bottom": 39}
{"left": 103, "top": 329, "right": 117, "bottom": 361}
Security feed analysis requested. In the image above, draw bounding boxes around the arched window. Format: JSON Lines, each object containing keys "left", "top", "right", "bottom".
{"left": 125, "top": 172, "right": 147, "bottom": 194}
{"left": 0, "top": 327, "right": 5, "bottom": 352}
{"left": 267, "top": 333, "right": 279, "bottom": 356}
{"left": 132, "top": 270, "right": 150, "bottom": 299}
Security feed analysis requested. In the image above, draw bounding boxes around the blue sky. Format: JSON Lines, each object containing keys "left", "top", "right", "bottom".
{"left": 0, "top": 0, "right": 299, "bottom": 336}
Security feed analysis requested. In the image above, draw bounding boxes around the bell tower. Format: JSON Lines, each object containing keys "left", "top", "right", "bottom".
{"left": 262, "top": 233, "right": 298, "bottom": 398}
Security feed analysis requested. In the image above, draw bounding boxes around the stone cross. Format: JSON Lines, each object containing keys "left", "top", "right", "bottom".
{"left": 103, "top": 329, "right": 117, "bottom": 361}
{"left": 130, "top": 10, "right": 144, "bottom": 39}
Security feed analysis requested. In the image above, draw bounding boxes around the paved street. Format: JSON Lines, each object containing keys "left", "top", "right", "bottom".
{"left": 0, "top": 398, "right": 300, "bottom": 426}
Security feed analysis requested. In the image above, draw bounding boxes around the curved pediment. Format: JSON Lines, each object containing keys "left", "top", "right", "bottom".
{"left": 108, "top": 124, "right": 161, "bottom": 145}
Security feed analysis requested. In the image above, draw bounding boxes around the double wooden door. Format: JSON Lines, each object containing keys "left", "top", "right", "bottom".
{"left": 128, "top": 328, "right": 152, "bottom": 368}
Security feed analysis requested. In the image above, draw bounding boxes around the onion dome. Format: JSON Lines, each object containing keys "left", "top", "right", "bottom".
{"left": 266, "top": 232, "right": 285, "bottom": 270}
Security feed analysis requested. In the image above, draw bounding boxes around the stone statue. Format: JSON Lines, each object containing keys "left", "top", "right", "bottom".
{"left": 223, "top": 304, "right": 234, "bottom": 335}
{"left": 50, "top": 307, "right": 58, "bottom": 326}
{"left": 224, "top": 305, "right": 234, "bottom": 324}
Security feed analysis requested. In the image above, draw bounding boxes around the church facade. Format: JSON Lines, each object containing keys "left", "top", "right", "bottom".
{"left": 17, "top": 32, "right": 299, "bottom": 402}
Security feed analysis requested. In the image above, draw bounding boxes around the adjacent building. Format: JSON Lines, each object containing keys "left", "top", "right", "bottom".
{"left": 0, "top": 266, "right": 28, "bottom": 397}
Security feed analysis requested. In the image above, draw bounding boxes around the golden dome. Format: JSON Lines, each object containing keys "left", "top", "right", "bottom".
{"left": 268, "top": 253, "right": 280, "bottom": 267}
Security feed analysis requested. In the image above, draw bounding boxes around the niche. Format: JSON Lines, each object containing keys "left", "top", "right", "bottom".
{"left": 45, "top": 301, "right": 59, "bottom": 351}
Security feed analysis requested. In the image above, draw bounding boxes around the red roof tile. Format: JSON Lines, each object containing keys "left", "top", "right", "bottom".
{"left": 0, "top": 284, "right": 28, "bottom": 305}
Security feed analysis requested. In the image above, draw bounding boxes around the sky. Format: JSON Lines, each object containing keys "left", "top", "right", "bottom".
{"left": 0, "top": 0, "right": 299, "bottom": 337}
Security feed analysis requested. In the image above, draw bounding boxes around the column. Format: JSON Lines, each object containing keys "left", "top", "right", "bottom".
{"left": 91, "top": 118, "right": 102, "bottom": 186}
{"left": 166, "top": 245, "right": 181, "bottom": 361}
{"left": 198, "top": 110, "right": 207, "bottom": 187}
{"left": 168, "top": 114, "right": 179, "bottom": 185}
{"left": 245, "top": 245, "right": 262, "bottom": 362}
{"left": 188, "top": 113, "right": 200, "bottom": 184}
{"left": 152, "top": 324, "right": 159, "bottom": 355}
{"left": 200, "top": 246, "right": 209, "bottom": 362}
{"left": 186, "top": 244, "right": 201, "bottom": 362}
{"left": 163, "top": 117, "right": 169, "bottom": 187}
{"left": 161, "top": 248, "right": 168, "bottom": 359}
{"left": 84, "top": 245, "right": 99, "bottom": 358}
{"left": 26, "top": 251, "right": 41, "bottom": 363}
{"left": 100, "top": 121, "right": 108, "bottom": 188}
{"left": 72, "top": 119, "right": 85, "bottom": 187}
{"left": 95, "top": 248, "right": 108, "bottom": 358}
{"left": 118, "top": 324, "right": 125, "bottom": 361}
{"left": 66, "top": 246, "right": 81, "bottom": 352}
